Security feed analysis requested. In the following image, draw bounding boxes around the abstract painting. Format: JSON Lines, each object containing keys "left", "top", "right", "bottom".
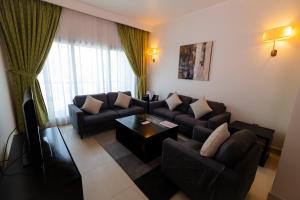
{"left": 178, "top": 41, "right": 213, "bottom": 81}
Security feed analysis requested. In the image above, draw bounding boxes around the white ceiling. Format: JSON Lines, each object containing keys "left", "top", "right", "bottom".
{"left": 78, "top": 0, "right": 228, "bottom": 26}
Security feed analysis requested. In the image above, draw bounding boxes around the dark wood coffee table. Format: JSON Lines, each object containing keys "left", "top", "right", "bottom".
{"left": 115, "top": 114, "right": 178, "bottom": 162}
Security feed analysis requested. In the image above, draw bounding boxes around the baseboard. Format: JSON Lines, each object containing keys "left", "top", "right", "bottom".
{"left": 270, "top": 145, "right": 281, "bottom": 156}
{"left": 268, "top": 192, "right": 285, "bottom": 200}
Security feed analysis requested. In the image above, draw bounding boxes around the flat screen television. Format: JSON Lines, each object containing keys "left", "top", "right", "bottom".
{"left": 22, "top": 88, "right": 44, "bottom": 167}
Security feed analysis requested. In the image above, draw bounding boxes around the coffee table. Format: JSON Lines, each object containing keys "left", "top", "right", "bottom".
{"left": 115, "top": 114, "right": 178, "bottom": 162}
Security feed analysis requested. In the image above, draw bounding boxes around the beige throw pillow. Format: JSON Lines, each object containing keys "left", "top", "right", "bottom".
{"left": 114, "top": 92, "right": 132, "bottom": 108}
{"left": 200, "top": 123, "right": 230, "bottom": 157}
{"left": 165, "top": 94, "right": 183, "bottom": 111}
{"left": 81, "top": 96, "right": 103, "bottom": 114}
{"left": 190, "top": 97, "right": 213, "bottom": 119}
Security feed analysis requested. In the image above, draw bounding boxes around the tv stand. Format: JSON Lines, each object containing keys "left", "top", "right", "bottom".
{"left": 0, "top": 127, "right": 83, "bottom": 200}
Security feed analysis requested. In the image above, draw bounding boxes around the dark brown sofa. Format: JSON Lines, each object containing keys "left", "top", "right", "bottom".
{"left": 69, "top": 91, "right": 146, "bottom": 138}
{"left": 149, "top": 93, "right": 231, "bottom": 137}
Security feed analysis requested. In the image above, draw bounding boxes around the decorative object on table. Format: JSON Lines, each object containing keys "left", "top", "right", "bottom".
{"left": 178, "top": 41, "right": 213, "bottom": 81}
{"left": 151, "top": 94, "right": 159, "bottom": 101}
{"left": 146, "top": 91, "right": 154, "bottom": 99}
{"left": 229, "top": 121, "right": 275, "bottom": 166}
{"left": 263, "top": 25, "right": 295, "bottom": 57}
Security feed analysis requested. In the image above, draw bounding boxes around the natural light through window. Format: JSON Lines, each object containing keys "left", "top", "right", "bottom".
{"left": 38, "top": 41, "right": 136, "bottom": 125}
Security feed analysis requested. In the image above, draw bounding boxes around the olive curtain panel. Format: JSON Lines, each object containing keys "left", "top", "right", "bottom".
{"left": 0, "top": 0, "right": 61, "bottom": 132}
{"left": 117, "top": 24, "right": 149, "bottom": 98}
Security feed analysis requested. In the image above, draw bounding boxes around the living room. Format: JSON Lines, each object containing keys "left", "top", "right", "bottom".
{"left": 0, "top": 0, "right": 300, "bottom": 200}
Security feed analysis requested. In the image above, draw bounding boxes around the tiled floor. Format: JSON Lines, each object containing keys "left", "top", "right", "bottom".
{"left": 60, "top": 125, "right": 279, "bottom": 200}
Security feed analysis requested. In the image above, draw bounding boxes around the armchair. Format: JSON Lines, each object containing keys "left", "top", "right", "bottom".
{"left": 161, "top": 129, "right": 260, "bottom": 200}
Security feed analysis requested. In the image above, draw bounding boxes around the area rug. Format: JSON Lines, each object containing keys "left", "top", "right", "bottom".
{"left": 134, "top": 166, "right": 179, "bottom": 200}
{"left": 94, "top": 130, "right": 179, "bottom": 199}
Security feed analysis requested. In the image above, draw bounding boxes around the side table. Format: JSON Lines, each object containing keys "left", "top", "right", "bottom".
{"left": 229, "top": 121, "right": 275, "bottom": 167}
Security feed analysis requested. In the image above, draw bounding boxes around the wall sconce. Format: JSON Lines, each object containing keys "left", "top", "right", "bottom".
{"left": 147, "top": 48, "right": 159, "bottom": 63}
{"left": 263, "top": 26, "right": 295, "bottom": 57}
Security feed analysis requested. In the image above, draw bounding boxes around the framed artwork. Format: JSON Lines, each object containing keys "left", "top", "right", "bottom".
{"left": 178, "top": 41, "right": 213, "bottom": 81}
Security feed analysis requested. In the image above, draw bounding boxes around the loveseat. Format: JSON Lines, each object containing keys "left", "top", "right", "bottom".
{"left": 149, "top": 93, "right": 231, "bottom": 137}
{"left": 162, "top": 128, "right": 261, "bottom": 200}
{"left": 68, "top": 91, "right": 146, "bottom": 138}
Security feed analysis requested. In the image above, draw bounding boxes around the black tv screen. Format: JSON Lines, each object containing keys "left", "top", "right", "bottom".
{"left": 22, "top": 88, "right": 44, "bottom": 166}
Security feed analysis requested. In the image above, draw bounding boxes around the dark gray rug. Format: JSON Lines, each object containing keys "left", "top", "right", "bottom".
{"left": 100, "top": 138, "right": 160, "bottom": 180}
{"left": 94, "top": 130, "right": 182, "bottom": 200}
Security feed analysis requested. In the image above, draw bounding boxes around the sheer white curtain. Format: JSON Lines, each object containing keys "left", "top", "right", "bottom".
{"left": 38, "top": 9, "right": 136, "bottom": 125}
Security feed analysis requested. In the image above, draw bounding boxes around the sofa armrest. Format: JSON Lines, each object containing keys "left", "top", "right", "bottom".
{"left": 68, "top": 104, "right": 85, "bottom": 137}
{"left": 162, "top": 138, "right": 237, "bottom": 199}
{"left": 193, "top": 125, "right": 213, "bottom": 142}
{"left": 208, "top": 112, "right": 231, "bottom": 130}
{"left": 149, "top": 100, "right": 165, "bottom": 113}
{"left": 131, "top": 98, "right": 147, "bottom": 111}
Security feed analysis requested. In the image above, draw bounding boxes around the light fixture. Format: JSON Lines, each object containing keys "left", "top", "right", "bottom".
{"left": 263, "top": 26, "right": 295, "bottom": 57}
{"left": 147, "top": 48, "right": 159, "bottom": 63}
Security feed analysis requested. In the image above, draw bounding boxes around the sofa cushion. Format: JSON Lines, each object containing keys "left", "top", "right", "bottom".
{"left": 174, "top": 114, "right": 207, "bottom": 128}
{"left": 81, "top": 96, "right": 104, "bottom": 114}
{"left": 214, "top": 129, "right": 256, "bottom": 168}
{"left": 182, "top": 140, "right": 203, "bottom": 151}
{"left": 83, "top": 110, "right": 119, "bottom": 126}
{"left": 107, "top": 91, "right": 132, "bottom": 108}
{"left": 188, "top": 99, "right": 226, "bottom": 119}
{"left": 153, "top": 107, "right": 183, "bottom": 121}
{"left": 165, "top": 94, "right": 183, "bottom": 111}
{"left": 114, "top": 92, "right": 132, "bottom": 108}
{"left": 74, "top": 93, "right": 109, "bottom": 109}
{"left": 168, "top": 93, "right": 192, "bottom": 113}
{"left": 200, "top": 123, "right": 230, "bottom": 157}
{"left": 116, "top": 106, "right": 144, "bottom": 117}
{"left": 190, "top": 97, "right": 213, "bottom": 119}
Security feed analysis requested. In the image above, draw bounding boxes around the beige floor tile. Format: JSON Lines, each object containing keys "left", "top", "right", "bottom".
{"left": 112, "top": 185, "right": 148, "bottom": 200}
{"left": 247, "top": 154, "right": 279, "bottom": 200}
{"left": 60, "top": 126, "right": 114, "bottom": 174}
{"left": 82, "top": 161, "right": 135, "bottom": 200}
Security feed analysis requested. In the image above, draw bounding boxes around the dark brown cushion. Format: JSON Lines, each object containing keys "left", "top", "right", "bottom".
{"left": 214, "top": 130, "right": 256, "bottom": 168}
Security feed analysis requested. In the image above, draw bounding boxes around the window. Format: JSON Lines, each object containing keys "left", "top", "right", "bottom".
{"left": 38, "top": 41, "right": 136, "bottom": 125}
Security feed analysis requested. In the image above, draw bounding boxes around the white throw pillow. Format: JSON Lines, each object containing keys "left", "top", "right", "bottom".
{"left": 190, "top": 97, "right": 213, "bottom": 119}
{"left": 114, "top": 92, "right": 132, "bottom": 108}
{"left": 200, "top": 123, "right": 230, "bottom": 157}
{"left": 81, "top": 96, "right": 103, "bottom": 114}
{"left": 165, "top": 94, "right": 183, "bottom": 111}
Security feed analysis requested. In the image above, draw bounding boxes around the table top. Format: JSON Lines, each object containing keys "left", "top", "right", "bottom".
{"left": 230, "top": 121, "right": 275, "bottom": 140}
{"left": 115, "top": 114, "right": 178, "bottom": 139}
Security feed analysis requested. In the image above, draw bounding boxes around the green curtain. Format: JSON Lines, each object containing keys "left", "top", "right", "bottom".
{"left": 117, "top": 24, "right": 149, "bottom": 98}
{"left": 0, "top": 0, "right": 61, "bottom": 133}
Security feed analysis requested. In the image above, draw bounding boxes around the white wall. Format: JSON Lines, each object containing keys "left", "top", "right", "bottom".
{"left": 0, "top": 47, "right": 16, "bottom": 163}
{"left": 269, "top": 85, "right": 300, "bottom": 200}
{"left": 148, "top": 0, "right": 300, "bottom": 149}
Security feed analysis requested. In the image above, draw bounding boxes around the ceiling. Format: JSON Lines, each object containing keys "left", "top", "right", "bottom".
{"left": 78, "top": 0, "right": 228, "bottom": 26}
